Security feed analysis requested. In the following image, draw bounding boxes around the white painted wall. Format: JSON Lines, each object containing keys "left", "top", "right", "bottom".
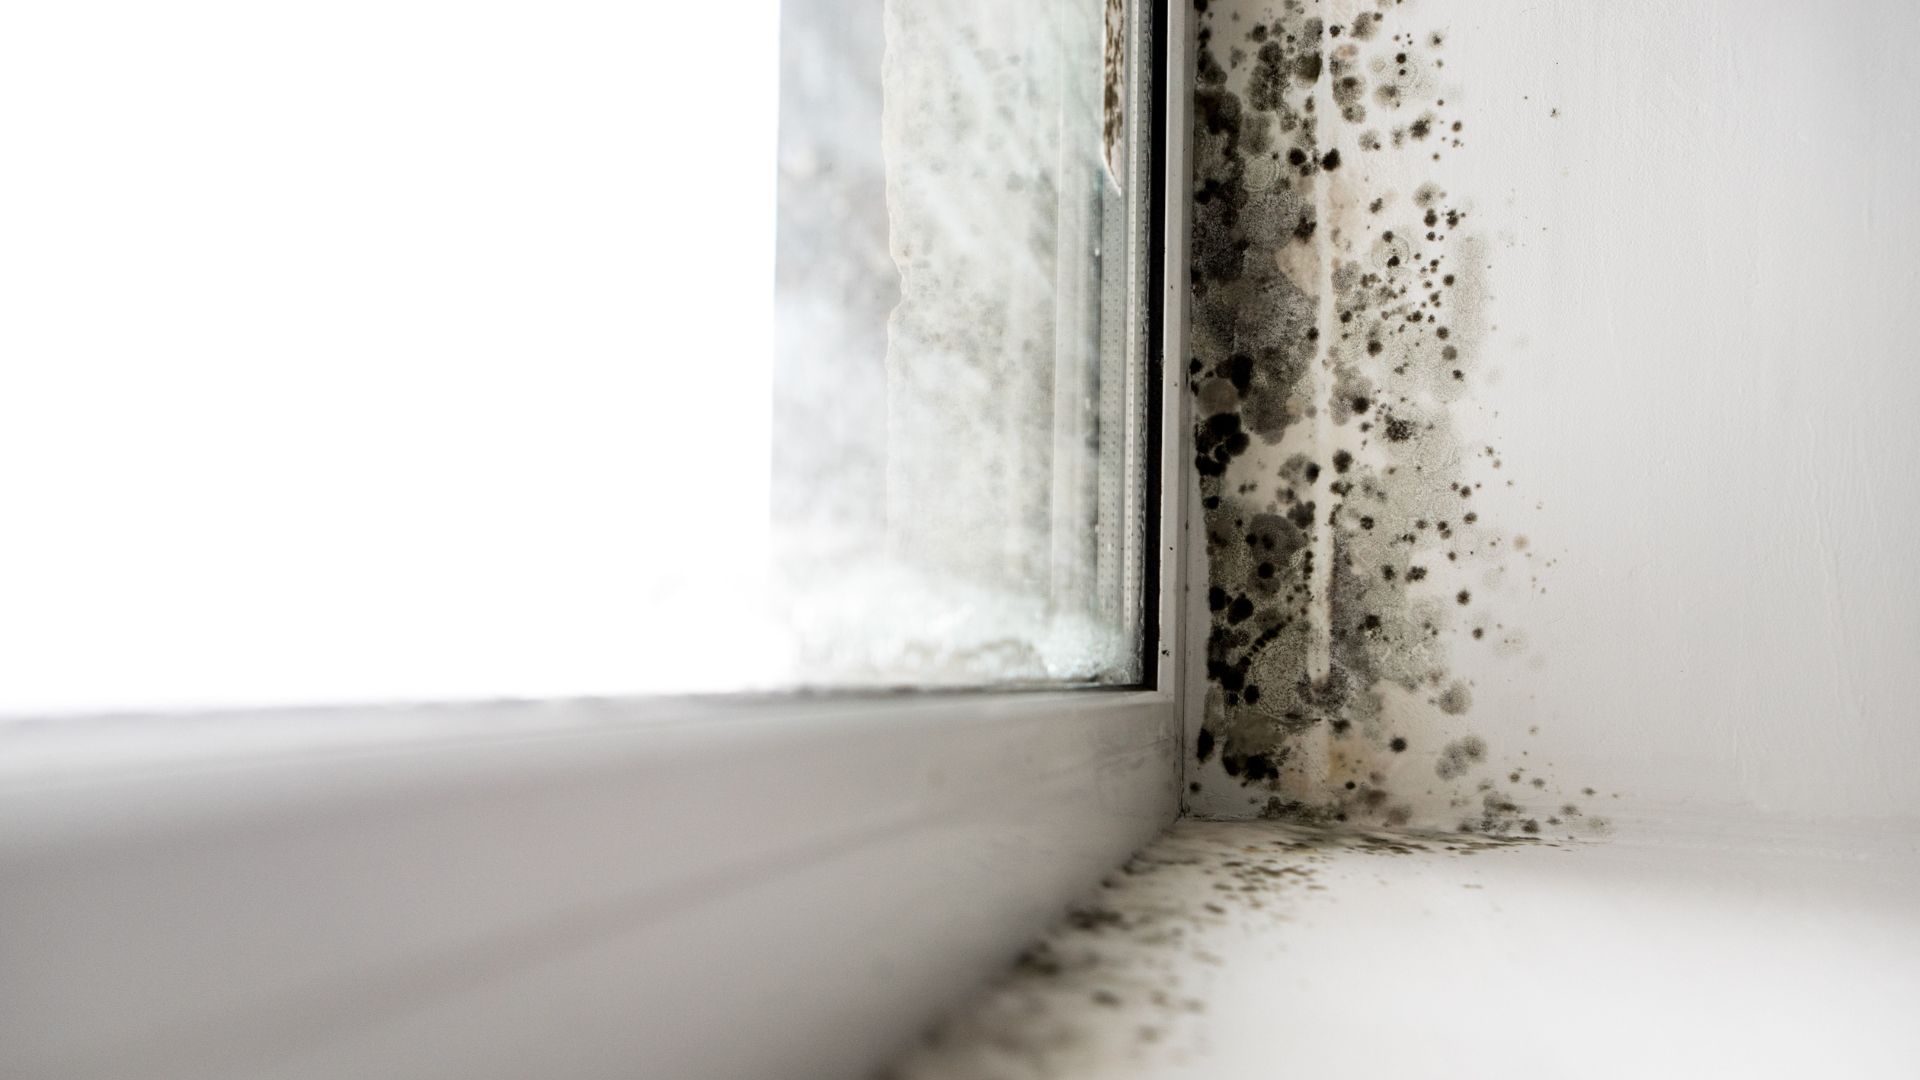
{"left": 1436, "top": 0, "right": 1920, "bottom": 826}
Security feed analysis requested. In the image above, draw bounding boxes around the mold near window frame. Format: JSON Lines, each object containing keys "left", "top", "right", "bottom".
{"left": 1183, "top": 0, "right": 1605, "bottom": 835}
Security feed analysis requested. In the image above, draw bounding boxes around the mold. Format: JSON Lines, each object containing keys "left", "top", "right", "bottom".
{"left": 882, "top": 818, "right": 1563, "bottom": 1078}
{"left": 1186, "top": 0, "right": 1599, "bottom": 835}
{"left": 1435, "top": 735, "right": 1487, "bottom": 780}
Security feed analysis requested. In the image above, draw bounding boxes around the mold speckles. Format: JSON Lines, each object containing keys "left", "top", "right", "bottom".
{"left": 1328, "top": 45, "right": 1368, "bottom": 123}
{"left": 1190, "top": 2, "right": 1321, "bottom": 458}
{"left": 1103, "top": 0, "right": 1126, "bottom": 181}
{"left": 1435, "top": 735, "right": 1487, "bottom": 779}
{"left": 1188, "top": 0, "right": 1343, "bottom": 824}
{"left": 882, "top": 819, "right": 1563, "bottom": 1078}
{"left": 1186, "top": 0, "right": 1594, "bottom": 836}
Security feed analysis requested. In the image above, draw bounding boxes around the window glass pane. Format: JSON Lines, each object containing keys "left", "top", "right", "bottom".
{"left": 772, "top": 0, "right": 1151, "bottom": 687}
{"left": 0, "top": 0, "right": 1149, "bottom": 715}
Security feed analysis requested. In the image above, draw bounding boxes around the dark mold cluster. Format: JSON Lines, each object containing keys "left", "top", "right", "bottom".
{"left": 1190, "top": 1, "right": 1325, "bottom": 461}
{"left": 1187, "top": 0, "right": 1602, "bottom": 835}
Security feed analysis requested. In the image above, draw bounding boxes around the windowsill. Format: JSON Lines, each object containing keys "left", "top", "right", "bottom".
{"left": 0, "top": 690, "right": 1182, "bottom": 1079}
{"left": 885, "top": 815, "right": 1920, "bottom": 1079}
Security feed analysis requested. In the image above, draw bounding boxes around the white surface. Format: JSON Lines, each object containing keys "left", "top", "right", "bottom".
{"left": 0, "top": 690, "right": 1180, "bottom": 1080}
{"left": 890, "top": 818, "right": 1920, "bottom": 1080}
{"left": 1366, "top": 0, "right": 1920, "bottom": 824}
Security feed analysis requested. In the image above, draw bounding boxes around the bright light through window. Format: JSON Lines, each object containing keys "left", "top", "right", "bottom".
{"left": 0, "top": 0, "right": 1149, "bottom": 716}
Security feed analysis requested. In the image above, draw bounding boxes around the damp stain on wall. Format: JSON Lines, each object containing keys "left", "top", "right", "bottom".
{"left": 1185, "top": 0, "right": 1606, "bottom": 834}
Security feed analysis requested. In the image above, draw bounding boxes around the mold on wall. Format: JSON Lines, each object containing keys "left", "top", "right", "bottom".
{"left": 1183, "top": 0, "right": 1603, "bottom": 833}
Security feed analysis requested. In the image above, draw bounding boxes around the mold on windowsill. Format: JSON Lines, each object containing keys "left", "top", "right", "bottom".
{"left": 882, "top": 816, "right": 1920, "bottom": 1079}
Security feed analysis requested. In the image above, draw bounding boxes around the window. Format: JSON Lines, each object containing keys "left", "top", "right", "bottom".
{"left": 772, "top": 0, "right": 1156, "bottom": 690}
{"left": 0, "top": 3, "right": 1186, "bottom": 1079}
{"left": 0, "top": 0, "right": 1156, "bottom": 716}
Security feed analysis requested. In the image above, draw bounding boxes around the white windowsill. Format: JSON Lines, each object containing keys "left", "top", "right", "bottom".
{"left": 886, "top": 814, "right": 1920, "bottom": 1080}
{"left": 1, "top": 689, "right": 1182, "bottom": 1079}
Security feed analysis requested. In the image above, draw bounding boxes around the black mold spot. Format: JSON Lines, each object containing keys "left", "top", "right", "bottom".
{"left": 1225, "top": 352, "right": 1255, "bottom": 391}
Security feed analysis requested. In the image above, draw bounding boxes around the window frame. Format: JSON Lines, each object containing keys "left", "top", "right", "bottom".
{"left": 0, "top": 2, "right": 1191, "bottom": 1077}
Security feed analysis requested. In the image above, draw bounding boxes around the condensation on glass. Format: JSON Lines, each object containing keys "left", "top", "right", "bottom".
{"left": 0, "top": 0, "right": 1150, "bottom": 717}
{"left": 771, "top": 0, "right": 1155, "bottom": 688}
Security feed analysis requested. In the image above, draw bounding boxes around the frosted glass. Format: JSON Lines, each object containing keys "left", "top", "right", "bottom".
{"left": 770, "top": 0, "right": 1150, "bottom": 688}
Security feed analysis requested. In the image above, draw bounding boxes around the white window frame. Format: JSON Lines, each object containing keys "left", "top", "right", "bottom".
{"left": 0, "top": 5, "right": 1192, "bottom": 1078}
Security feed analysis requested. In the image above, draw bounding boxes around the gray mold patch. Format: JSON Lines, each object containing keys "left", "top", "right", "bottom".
{"left": 1435, "top": 735, "right": 1487, "bottom": 780}
{"left": 1189, "top": 0, "right": 1330, "bottom": 795}
{"left": 880, "top": 819, "right": 1556, "bottom": 1078}
{"left": 1189, "top": 0, "right": 1323, "bottom": 457}
{"left": 1188, "top": 0, "right": 1602, "bottom": 834}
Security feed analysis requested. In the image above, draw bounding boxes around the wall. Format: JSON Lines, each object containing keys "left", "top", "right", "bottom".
{"left": 1184, "top": 0, "right": 1920, "bottom": 832}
